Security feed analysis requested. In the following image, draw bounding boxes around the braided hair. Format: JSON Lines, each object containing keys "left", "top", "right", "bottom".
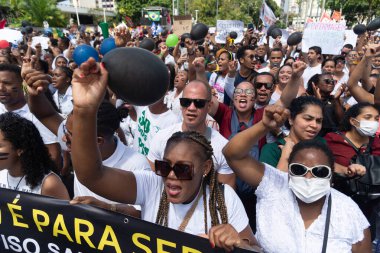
{"left": 155, "top": 131, "right": 228, "bottom": 233}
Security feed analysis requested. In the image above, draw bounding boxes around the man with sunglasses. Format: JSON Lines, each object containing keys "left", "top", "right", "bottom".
{"left": 148, "top": 80, "right": 235, "bottom": 187}
{"left": 233, "top": 45, "right": 258, "bottom": 86}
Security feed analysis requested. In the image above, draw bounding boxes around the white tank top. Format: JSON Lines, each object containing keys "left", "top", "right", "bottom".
{"left": 0, "top": 169, "right": 54, "bottom": 194}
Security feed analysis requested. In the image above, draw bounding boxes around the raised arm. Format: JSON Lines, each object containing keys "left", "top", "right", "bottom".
{"left": 22, "top": 57, "right": 63, "bottom": 135}
{"left": 347, "top": 44, "right": 380, "bottom": 103}
{"left": 223, "top": 105, "right": 290, "bottom": 188}
{"left": 71, "top": 58, "right": 137, "bottom": 204}
{"left": 276, "top": 61, "right": 306, "bottom": 108}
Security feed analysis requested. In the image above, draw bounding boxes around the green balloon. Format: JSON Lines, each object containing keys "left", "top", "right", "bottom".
{"left": 166, "top": 34, "right": 179, "bottom": 47}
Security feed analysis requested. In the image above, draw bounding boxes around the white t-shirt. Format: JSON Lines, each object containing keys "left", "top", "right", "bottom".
{"left": 209, "top": 72, "right": 226, "bottom": 103}
{"left": 302, "top": 64, "right": 322, "bottom": 89}
{"left": 164, "top": 89, "right": 183, "bottom": 119}
{"left": 147, "top": 123, "right": 233, "bottom": 175}
{"left": 255, "top": 163, "right": 370, "bottom": 253}
{"left": 0, "top": 103, "right": 57, "bottom": 144}
{"left": 53, "top": 85, "right": 73, "bottom": 118}
{"left": 134, "top": 170, "right": 248, "bottom": 235}
{"left": 119, "top": 116, "right": 138, "bottom": 148}
{"left": 133, "top": 106, "right": 181, "bottom": 156}
{"left": 0, "top": 170, "right": 56, "bottom": 194}
{"left": 74, "top": 137, "right": 150, "bottom": 204}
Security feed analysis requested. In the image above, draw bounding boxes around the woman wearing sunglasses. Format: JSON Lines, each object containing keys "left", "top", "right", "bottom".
{"left": 223, "top": 105, "right": 372, "bottom": 253}
{"left": 259, "top": 96, "right": 324, "bottom": 171}
{"left": 306, "top": 73, "right": 345, "bottom": 136}
{"left": 68, "top": 59, "right": 259, "bottom": 252}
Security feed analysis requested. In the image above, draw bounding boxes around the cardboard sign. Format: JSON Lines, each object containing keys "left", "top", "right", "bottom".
{"left": 31, "top": 36, "right": 50, "bottom": 50}
{"left": 302, "top": 22, "right": 345, "bottom": 55}
{"left": 0, "top": 188, "right": 256, "bottom": 253}
{"left": 215, "top": 20, "right": 244, "bottom": 44}
{"left": 172, "top": 15, "right": 192, "bottom": 36}
{"left": 344, "top": 30, "right": 358, "bottom": 48}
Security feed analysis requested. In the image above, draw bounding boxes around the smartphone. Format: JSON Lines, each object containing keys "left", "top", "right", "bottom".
{"left": 180, "top": 47, "right": 188, "bottom": 58}
{"left": 247, "top": 23, "right": 254, "bottom": 30}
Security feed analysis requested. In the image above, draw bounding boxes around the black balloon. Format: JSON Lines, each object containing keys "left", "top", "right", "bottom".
{"left": 190, "top": 23, "right": 208, "bottom": 41}
{"left": 271, "top": 28, "right": 282, "bottom": 39}
{"left": 229, "top": 31, "right": 238, "bottom": 39}
{"left": 267, "top": 25, "right": 277, "bottom": 37}
{"left": 353, "top": 24, "right": 366, "bottom": 35}
{"left": 21, "top": 20, "right": 30, "bottom": 27}
{"left": 102, "top": 47, "right": 169, "bottom": 106}
{"left": 367, "top": 18, "right": 380, "bottom": 31}
{"left": 25, "top": 26, "right": 33, "bottom": 34}
{"left": 139, "top": 38, "right": 155, "bottom": 51}
{"left": 287, "top": 32, "right": 303, "bottom": 46}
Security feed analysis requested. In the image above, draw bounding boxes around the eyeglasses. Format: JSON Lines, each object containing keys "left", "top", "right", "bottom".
{"left": 289, "top": 163, "right": 332, "bottom": 179}
{"left": 155, "top": 160, "right": 193, "bottom": 180}
{"left": 323, "top": 79, "right": 336, "bottom": 85}
{"left": 234, "top": 88, "right": 254, "bottom": 96}
{"left": 180, "top": 98, "right": 209, "bottom": 108}
{"left": 246, "top": 54, "right": 258, "bottom": 61}
{"left": 255, "top": 82, "right": 274, "bottom": 89}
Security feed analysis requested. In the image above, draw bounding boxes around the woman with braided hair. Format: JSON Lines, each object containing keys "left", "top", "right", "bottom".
{"left": 66, "top": 58, "right": 259, "bottom": 252}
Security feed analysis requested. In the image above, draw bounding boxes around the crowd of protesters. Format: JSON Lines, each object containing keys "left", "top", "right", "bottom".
{"left": 0, "top": 19, "right": 380, "bottom": 252}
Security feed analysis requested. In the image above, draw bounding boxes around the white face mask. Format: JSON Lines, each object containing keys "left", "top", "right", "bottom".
{"left": 354, "top": 119, "right": 379, "bottom": 137}
{"left": 289, "top": 175, "right": 331, "bottom": 203}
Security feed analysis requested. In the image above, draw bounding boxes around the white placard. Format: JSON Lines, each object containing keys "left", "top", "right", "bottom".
{"left": 302, "top": 22, "right": 346, "bottom": 55}
{"left": 215, "top": 20, "right": 244, "bottom": 44}
{"left": 344, "top": 30, "right": 358, "bottom": 48}
{"left": 31, "top": 36, "right": 50, "bottom": 50}
{"left": 0, "top": 28, "right": 23, "bottom": 44}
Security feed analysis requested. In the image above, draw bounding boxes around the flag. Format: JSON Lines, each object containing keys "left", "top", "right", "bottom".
{"left": 331, "top": 10, "right": 341, "bottom": 22}
{"left": 147, "top": 11, "right": 161, "bottom": 22}
{"left": 319, "top": 11, "right": 332, "bottom": 23}
{"left": 260, "top": 0, "right": 277, "bottom": 29}
{"left": 0, "top": 19, "right": 6, "bottom": 29}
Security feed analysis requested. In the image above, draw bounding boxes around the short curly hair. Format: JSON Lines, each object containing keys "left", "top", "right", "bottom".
{"left": 0, "top": 112, "right": 56, "bottom": 188}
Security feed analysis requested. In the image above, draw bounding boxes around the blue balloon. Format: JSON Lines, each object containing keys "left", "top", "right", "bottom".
{"left": 73, "top": 45, "right": 99, "bottom": 66}
{"left": 100, "top": 38, "right": 116, "bottom": 56}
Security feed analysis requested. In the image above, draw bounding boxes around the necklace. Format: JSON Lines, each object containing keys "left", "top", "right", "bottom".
{"left": 178, "top": 186, "right": 203, "bottom": 232}
{"left": 7, "top": 172, "right": 25, "bottom": 191}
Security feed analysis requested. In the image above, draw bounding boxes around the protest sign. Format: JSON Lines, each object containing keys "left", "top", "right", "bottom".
{"left": 0, "top": 188, "right": 256, "bottom": 253}
{"left": 344, "top": 30, "right": 358, "bottom": 48}
{"left": 172, "top": 15, "right": 192, "bottom": 36}
{"left": 215, "top": 20, "right": 244, "bottom": 44}
{"left": 31, "top": 36, "right": 50, "bottom": 50}
{"left": 302, "top": 22, "right": 345, "bottom": 55}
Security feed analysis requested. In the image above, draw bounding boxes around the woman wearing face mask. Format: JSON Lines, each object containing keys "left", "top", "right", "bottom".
{"left": 260, "top": 96, "right": 324, "bottom": 171}
{"left": 325, "top": 102, "right": 380, "bottom": 180}
{"left": 224, "top": 105, "right": 372, "bottom": 253}
{"left": 66, "top": 59, "right": 260, "bottom": 252}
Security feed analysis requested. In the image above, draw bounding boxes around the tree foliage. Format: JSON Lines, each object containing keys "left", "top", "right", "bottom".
{"left": 326, "top": 0, "right": 380, "bottom": 27}
{"left": 116, "top": 0, "right": 281, "bottom": 27}
{"left": 0, "top": 0, "right": 66, "bottom": 27}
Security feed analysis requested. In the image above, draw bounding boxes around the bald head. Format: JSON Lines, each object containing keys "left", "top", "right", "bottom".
{"left": 183, "top": 80, "right": 212, "bottom": 101}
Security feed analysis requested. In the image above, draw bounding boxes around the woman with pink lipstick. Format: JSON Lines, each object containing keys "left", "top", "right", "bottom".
{"left": 69, "top": 59, "right": 260, "bottom": 252}
{"left": 259, "top": 96, "right": 325, "bottom": 171}
{"left": 0, "top": 112, "right": 69, "bottom": 200}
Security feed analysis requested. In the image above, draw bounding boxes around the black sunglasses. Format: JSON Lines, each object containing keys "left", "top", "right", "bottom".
{"left": 323, "top": 79, "right": 336, "bottom": 85}
{"left": 155, "top": 160, "right": 193, "bottom": 180}
{"left": 255, "top": 82, "right": 274, "bottom": 89}
{"left": 180, "top": 98, "right": 209, "bottom": 108}
{"left": 289, "top": 163, "right": 332, "bottom": 179}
